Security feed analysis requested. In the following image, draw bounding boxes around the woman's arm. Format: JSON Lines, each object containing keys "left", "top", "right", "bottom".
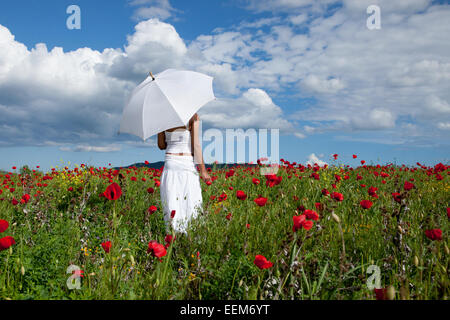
{"left": 157, "top": 132, "right": 167, "bottom": 150}
{"left": 190, "top": 114, "right": 211, "bottom": 182}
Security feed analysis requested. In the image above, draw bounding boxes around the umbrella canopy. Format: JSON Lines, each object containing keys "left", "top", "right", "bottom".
{"left": 119, "top": 68, "right": 215, "bottom": 141}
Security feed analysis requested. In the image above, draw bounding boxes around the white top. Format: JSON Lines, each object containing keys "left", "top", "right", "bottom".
{"left": 165, "top": 129, "right": 192, "bottom": 154}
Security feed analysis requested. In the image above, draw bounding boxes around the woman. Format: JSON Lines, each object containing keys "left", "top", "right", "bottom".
{"left": 157, "top": 113, "right": 211, "bottom": 234}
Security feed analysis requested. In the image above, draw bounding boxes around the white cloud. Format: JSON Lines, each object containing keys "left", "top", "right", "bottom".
{"left": 437, "top": 122, "right": 450, "bottom": 130}
{"left": 129, "top": 0, "right": 178, "bottom": 21}
{"left": 294, "top": 132, "right": 306, "bottom": 139}
{"left": 306, "top": 153, "right": 328, "bottom": 166}
{"left": 244, "top": 0, "right": 338, "bottom": 13}
{"left": 199, "top": 88, "right": 294, "bottom": 131}
{"left": 301, "top": 75, "right": 346, "bottom": 94}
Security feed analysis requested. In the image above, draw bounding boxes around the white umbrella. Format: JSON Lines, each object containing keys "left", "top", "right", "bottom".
{"left": 119, "top": 68, "right": 215, "bottom": 141}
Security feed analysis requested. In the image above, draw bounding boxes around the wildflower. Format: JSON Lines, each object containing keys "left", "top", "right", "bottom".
{"left": 293, "top": 215, "right": 313, "bottom": 232}
{"left": 21, "top": 194, "right": 31, "bottom": 204}
{"left": 0, "top": 220, "right": 8, "bottom": 233}
{"left": 252, "top": 178, "right": 260, "bottom": 185}
{"left": 170, "top": 210, "right": 176, "bottom": 218}
{"left": 425, "top": 229, "right": 442, "bottom": 241}
{"left": 254, "top": 196, "right": 268, "bottom": 207}
{"left": 368, "top": 186, "right": 378, "bottom": 197}
{"left": 101, "top": 241, "right": 111, "bottom": 253}
{"left": 331, "top": 192, "right": 344, "bottom": 202}
{"left": 103, "top": 183, "right": 122, "bottom": 200}
{"left": 147, "top": 187, "right": 155, "bottom": 194}
{"left": 374, "top": 288, "right": 387, "bottom": 300}
{"left": 164, "top": 235, "right": 175, "bottom": 248}
{"left": 147, "top": 240, "right": 167, "bottom": 258}
{"left": 236, "top": 190, "right": 247, "bottom": 200}
{"left": 0, "top": 236, "right": 15, "bottom": 251}
{"left": 360, "top": 200, "right": 373, "bottom": 209}
{"left": 392, "top": 192, "right": 402, "bottom": 203}
{"left": 218, "top": 192, "right": 228, "bottom": 202}
{"left": 148, "top": 205, "right": 158, "bottom": 215}
{"left": 404, "top": 181, "right": 415, "bottom": 191}
{"left": 254, "top": 255, "right": 273, "bottom": 269}
{"left": 305, "top": 209, "right": 319, "bottom": 221}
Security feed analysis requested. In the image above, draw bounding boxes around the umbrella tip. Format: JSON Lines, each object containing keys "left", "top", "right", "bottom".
{"left": 149, "top": 72, "right": 155, "bottom": 81}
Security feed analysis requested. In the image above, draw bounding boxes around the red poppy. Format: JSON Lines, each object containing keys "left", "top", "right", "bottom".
{"left": 164, "top": 235, "right": 175, "bottom": 248}
{"left": 253, "top": 255, "right": 273, "bottom": 269}
{"left": 21, "top": 194, "right": 31, "bottom": 204}
{"left": 0, "top": 236, "right": 15, "bottom": 251}
{"left": 147, "top": 240, "right": 167, "bottom": 258}
{"left": 68, "top": 187, "right": 74, "bottom": 192}
{"left": 225, "top": 169, "right": 235, "bottom": 178}
{"left": 360, "top": 200, "right": 373, "bottom": 209}
{"left": 254, "top": 196, "right": 268, "bottom": 207}
{"left": 361, "top": 160, "right": 366, "bottom": 165}
{"left": 103, "top": 183, "right": 122, "bottom": 200}
{"left": 425, "top": 229, "right": 442, "bottom": 241}
{"left": 226, "top": 213, "right": 232, "bottom": 220}
{"left": 252, "top": 178, "right": 260, "bottom": 185}
{"left": 322, "top": 188, "right": 330, "bottom": 196}
{"left": 404, "top": 181, "right": 415, "bottom": 191}
{"left": 148, "top": 205, "right": 157, "bottom": 215}
{"left": 331, "top": 192, "right": 344, "bottom": 202}
{"left": 353, "top": 154, "right": 357, "bottom": 159}
{"left": 11, "top": 198, "right": 19, "bottom": 206}
{"left": 101, "top": 241, "right": 111, "bottom": 253}
{"left": 236, "top": 190, "right": 247, "bottom": 200}
{"left": 0, "top": 220, "right": 9, "bottom": 233}
{"left": 333, "top": 154, "right": 338, "bottom": 160}
{"left": 392, "top": 192, "right": 402, "bottom": 203}
{"left": 305, "top": 209, "right": 319, "bottom": 221}
{"left": 447, "top": 207, "right": 450, "bottom": 219}
{"left": 218, "top": 192, "right": 228, "bottom": 202}
{"left": 170, "top": 210, "right": 176, "bottom": 218}
{"left": 147, "top": 187, "right": 155, "bottom": 194}
{"left": 246, "top": 223, "right": 250, "bottom": 229}
{"left": 368, "top": 186, "right": 378, "bottom": 197}
{"left": 293, "top": 215, "right": 313, "bottom": 231}
{"left": 374, "top": 288, "right": 387, "bottom": 300}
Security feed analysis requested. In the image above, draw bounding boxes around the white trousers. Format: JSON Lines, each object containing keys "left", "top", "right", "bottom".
{"left": 160, "top": 154, "right": 203, "bottom": 234}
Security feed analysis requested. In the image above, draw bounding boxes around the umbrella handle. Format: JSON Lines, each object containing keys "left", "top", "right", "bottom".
{"left": 149, "top": 72, "right": 155, "bottom": 81}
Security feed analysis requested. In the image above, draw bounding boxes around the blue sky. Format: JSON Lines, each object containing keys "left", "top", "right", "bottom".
{"left": 0, "top": 0, "right": 449, "bottom": 172}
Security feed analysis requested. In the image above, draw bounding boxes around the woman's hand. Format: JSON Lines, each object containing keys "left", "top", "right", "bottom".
{"left": 200, "top": 170, "right": 212, "bottom": 183}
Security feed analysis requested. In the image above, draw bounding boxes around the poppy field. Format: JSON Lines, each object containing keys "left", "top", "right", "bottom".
{"left": 0, "top": 156, "right": 449, "bottom": 300}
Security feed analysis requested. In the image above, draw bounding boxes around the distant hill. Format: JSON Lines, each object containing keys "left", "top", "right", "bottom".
{"left": 114, "top": 161, "right": 258, "bottom": 170}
